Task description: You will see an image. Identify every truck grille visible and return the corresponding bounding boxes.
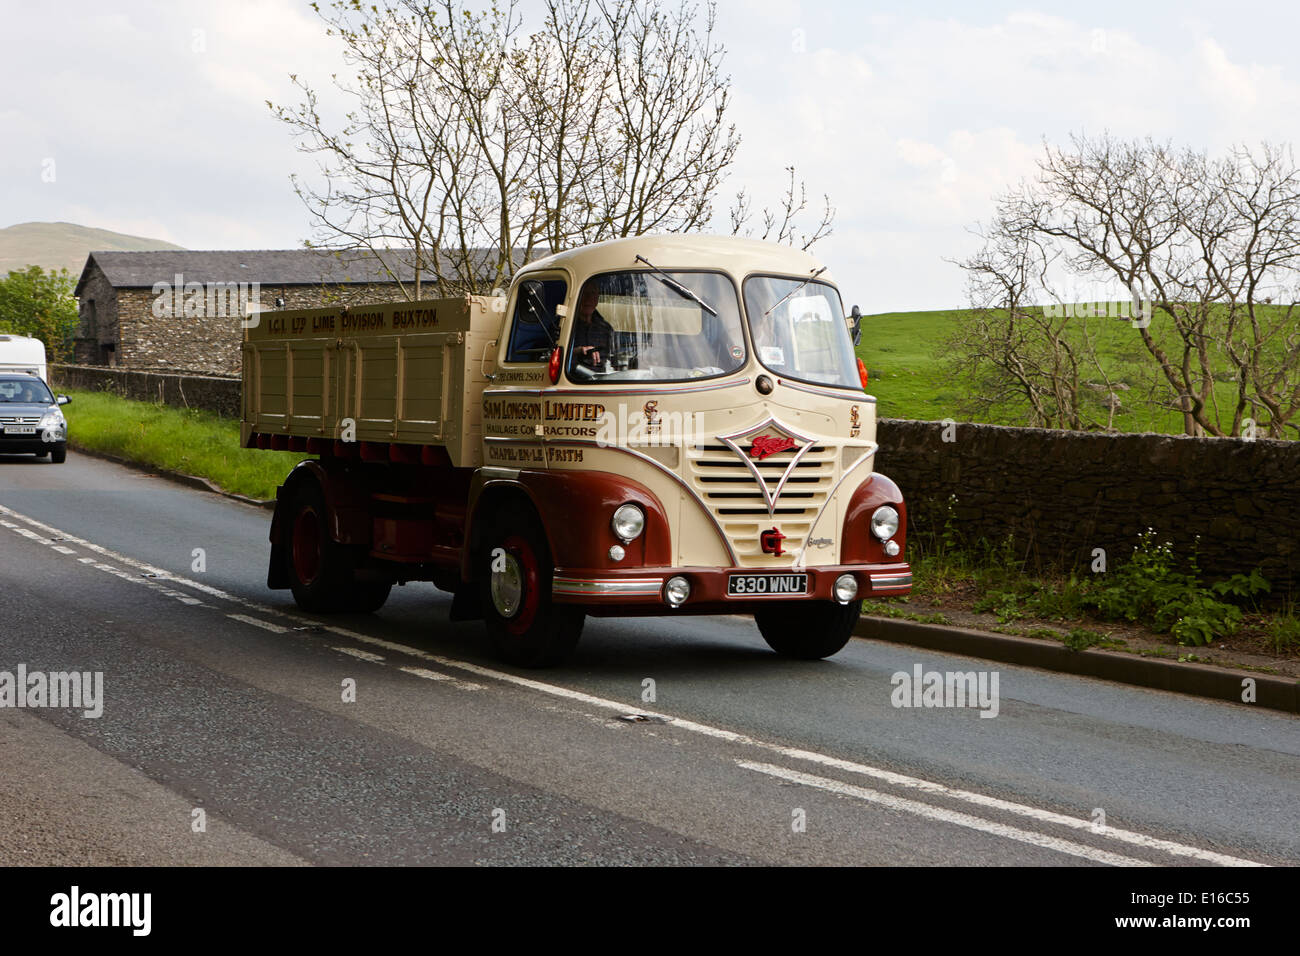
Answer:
[685,442,836,566]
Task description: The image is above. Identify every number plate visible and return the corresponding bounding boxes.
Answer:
[727,573,809,597]
[2,426,36,435]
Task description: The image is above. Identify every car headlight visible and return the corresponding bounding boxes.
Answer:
[611,503,645,542]
[870,505,899,541]
[39,409,65,429]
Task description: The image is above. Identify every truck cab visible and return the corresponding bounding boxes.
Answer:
[244,235,910,666]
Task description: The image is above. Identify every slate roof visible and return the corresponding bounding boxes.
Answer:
[74,248,506,296]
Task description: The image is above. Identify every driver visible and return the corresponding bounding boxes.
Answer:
[571,279,614,370]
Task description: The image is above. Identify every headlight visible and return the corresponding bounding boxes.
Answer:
[833,573,858,604]
[39,409,64,428]
[870,505,899,541]
[611,503,645,542]
[664,575,691,607]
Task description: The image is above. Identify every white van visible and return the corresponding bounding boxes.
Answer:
[0,334,48,382]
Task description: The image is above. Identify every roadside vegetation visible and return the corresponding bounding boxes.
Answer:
[864,500,1299,672]
[60,389,304,501]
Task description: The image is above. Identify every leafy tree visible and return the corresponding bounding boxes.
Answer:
[0,266,79,363]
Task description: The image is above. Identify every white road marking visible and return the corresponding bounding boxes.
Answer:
[4,518,206,608]
[227,614,290,634]
[398,666,484,691]
[738,761,1152,867]
[0,503,1268,867]
[332,646,385,663]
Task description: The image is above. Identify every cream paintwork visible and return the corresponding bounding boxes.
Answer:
[244,235,878,571]
[481,236,874,570]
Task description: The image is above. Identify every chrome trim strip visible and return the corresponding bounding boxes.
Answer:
[483,378,750,399]
[791,444,879,568]
[714,415,819,517]
[539,440,739,564]
[553,576,666,596]
[777,379,877,404]
[869,572,912,589]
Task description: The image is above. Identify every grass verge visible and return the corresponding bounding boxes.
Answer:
[61,388,305,500]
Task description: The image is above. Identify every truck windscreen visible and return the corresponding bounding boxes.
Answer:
[742,276,861,389]
[566,270,746,383]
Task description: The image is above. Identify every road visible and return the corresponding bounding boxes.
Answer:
[0,451,1296,866]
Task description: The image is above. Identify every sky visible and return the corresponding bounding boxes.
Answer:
[3,0,1298,311]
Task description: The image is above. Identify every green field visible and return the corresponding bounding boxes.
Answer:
[61,389,305,500]
[855,309,1251,434]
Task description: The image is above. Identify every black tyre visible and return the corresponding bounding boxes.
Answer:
[478,503,584,667]
[755,599,861,660]
[283,481,390,613]
[49,442,67,464]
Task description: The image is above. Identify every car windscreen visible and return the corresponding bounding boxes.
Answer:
[0,377,53,403]
[565,270,746,384]
[742,276,860,388]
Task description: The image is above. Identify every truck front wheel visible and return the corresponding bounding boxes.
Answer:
[283,482,391,614]
[754,600,860,660]
[478,505,584,667]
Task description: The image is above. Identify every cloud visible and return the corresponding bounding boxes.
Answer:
[715,4,1300,310]
[3,1,1300,311]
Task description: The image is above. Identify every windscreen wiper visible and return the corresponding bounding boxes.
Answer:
[635,255,718,316]
[524,284,557,346]
[764,266,828,316]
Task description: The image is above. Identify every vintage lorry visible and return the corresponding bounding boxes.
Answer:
[242,235,910,666]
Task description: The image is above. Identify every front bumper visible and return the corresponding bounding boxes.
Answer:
[0,428,64,454]
[552,562,912,614]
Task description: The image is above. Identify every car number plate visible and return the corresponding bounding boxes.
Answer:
[727,573,809,596]
[2,426,36,435]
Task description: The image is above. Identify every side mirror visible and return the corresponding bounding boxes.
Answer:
[56,395,71,405]
[849,305,862,347]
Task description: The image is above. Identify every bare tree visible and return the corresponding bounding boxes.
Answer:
[272,0,832,298]
[954,134,1300,437]
[730,166,835,251]
[945,217,1114,430]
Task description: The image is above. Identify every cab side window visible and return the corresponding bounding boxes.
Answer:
[505,278,568,363]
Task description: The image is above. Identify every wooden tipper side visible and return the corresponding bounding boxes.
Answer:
[241,296,500,467]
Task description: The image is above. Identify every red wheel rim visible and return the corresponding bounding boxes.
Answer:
[502,534,541,636]
[292,507,323,585]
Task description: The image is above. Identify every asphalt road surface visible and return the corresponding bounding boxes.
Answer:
[0,451,1296,866]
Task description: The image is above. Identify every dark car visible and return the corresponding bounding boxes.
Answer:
[0,374,70,463]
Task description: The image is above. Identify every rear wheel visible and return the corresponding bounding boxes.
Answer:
[283,481,390,613]
[478,504,583,667]
[755,600,860,660]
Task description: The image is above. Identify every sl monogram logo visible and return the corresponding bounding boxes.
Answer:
[716,416,816,517]
[643,400,661,434]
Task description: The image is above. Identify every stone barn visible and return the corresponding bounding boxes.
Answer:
[72,249,422,375]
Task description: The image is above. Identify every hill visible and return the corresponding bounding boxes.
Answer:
[0,221,185,277]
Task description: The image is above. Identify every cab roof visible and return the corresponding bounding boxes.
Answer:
[517,234,835,286]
